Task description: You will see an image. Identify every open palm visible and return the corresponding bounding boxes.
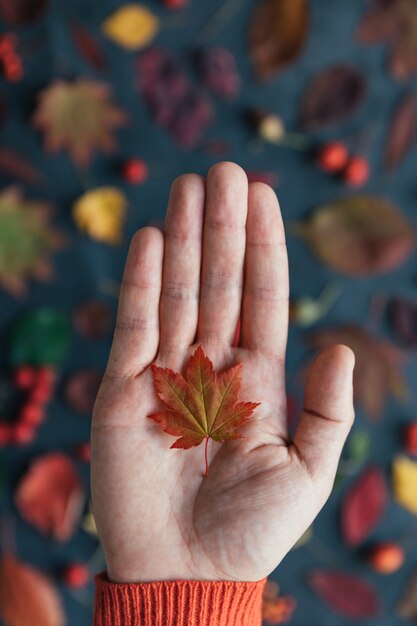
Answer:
[91,163,355,583]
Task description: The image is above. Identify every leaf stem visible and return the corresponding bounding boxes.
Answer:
[204,437,209,477]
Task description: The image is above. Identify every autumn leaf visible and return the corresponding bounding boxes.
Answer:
[102,4,159,51]
[249,0,309,81]
[72,186,127,244]
[357,0,417,79]
[0,188,64,296]
[341,466,388,546]
[397,569,417,622]
[299,64,366,130]
[388,296,417,347]
[392,455,417,516]
[33,79,127,167]
[384,92,417,171]
[70,22,107,71]
[15,452,85,541]
[148,346,260,476]
[0,0,47,25]
[310,326,407,420]
[262,580,297,624]
[0,554,65,626]
[308,570,381,619]
[0,148,44,185]
[296,195,414,276]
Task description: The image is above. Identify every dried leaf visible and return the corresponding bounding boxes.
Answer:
[72,187,127,244]
[82,502,98,537]
[249,0,309,81]
[310,326,406,420]
[300,64,366,130]
[308,570,381,619]
[73,300,113,339]
[0,554,65,626]
[196,47,241,100]
[64,369,102,414]
[102,4,159,51]
[393,455,417,515]
[15,452,85,541]
[397,569,417,622]
[70,22,107,71]
[9,308,71,366]
[384,92,417,171]
[262,580,297,624]
[0,0,47,24]
[0,188,64,296]
[388,296,417,347]
[357,0,417,79]
[341,466,388,546]
[33,79,127,167]
[0,149,44,185]
[298,195,414,276]
[149,345,260,475]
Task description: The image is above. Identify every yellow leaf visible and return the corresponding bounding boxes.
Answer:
[102,4,159,51]
[393,455,417,515]
[73,187,127,245]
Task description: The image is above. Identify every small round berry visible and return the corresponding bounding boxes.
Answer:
[36,366,56,386]
[13,422,36,445]
[14,366,37,389]
[122,159,148,184]
[316,142,349,172]
[367,542,404,574]
[75,442,91,462]
[62,563,90,588]
[29,382,53,404]
[404,423,417,455]
[20,402,45,426]
[0,424,13,445]
[343,156,370,187]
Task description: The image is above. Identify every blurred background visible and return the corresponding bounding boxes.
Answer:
[1,0,417,624]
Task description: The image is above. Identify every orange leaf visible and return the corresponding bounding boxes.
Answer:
[149,346,260,475]
[15,452,85,541]
[0,554,65,626]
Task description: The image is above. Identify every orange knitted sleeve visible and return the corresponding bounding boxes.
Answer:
[94,572,267,626]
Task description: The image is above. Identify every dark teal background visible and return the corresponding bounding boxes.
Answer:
[1,0,417,624]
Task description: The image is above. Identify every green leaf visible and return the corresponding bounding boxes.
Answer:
[9,308,71,366]
[347,430,371,462]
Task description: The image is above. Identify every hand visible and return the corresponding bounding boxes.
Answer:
[91,162,355,583]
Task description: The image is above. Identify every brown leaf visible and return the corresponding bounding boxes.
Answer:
[397,568,417,622]
[310,325,407,419]
[308,570,381,619]
[70,22,107,71]
[357,0,417,79]
[0,554,65,626]
[384,92,417,171]
[0,0,47,24]
[64,369,103,414]
[0,149,44,185]
[300,64,366,130]
[298,194,415,276]
[249,0,309,81]
[341,466,388,546]
[15,452,85,541]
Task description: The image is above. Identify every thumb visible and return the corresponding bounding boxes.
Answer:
[294,344,355,494]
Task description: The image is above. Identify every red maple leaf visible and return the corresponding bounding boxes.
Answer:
[148,346,260,476]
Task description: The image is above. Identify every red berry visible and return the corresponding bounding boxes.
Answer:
[316,142,349,173]
[36,366,56,386]
[367,542,405,574]
[343,156,370,187]
[29,382,53,404]
[122,159,148,184]
[62,563,90,588]
[0,424,13,445]
[13,422,36,445]
[75,442,91,462]
[404,423,417,455]
[20,402,45,426]
[14,366,37,389]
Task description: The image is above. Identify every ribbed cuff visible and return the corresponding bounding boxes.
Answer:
[94,571,266,626]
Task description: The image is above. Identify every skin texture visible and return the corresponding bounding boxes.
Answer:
[91,162,355,583]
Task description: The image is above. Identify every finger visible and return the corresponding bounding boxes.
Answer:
[240,183,289,357]
[159,174,205,354]
[106,227,164,378]
[197,162,248,345]
[294,345,355,492]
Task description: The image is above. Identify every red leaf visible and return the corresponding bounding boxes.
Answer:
[308,570,381,619]
[384,92,417,171]
[15,452,85,541]
[300,64,366,130]
[341,466,388,546]
[0,554,65,626]
[70,22,107,71]
[0,149,44,185]
[149,345,260,475]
